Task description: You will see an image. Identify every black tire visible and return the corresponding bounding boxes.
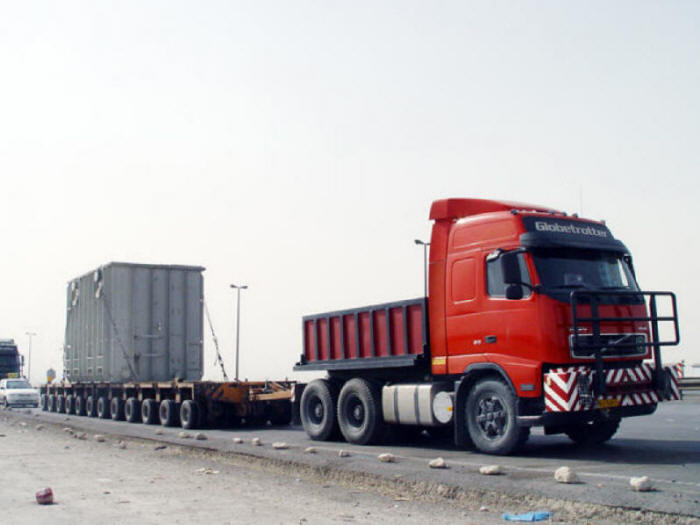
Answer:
[56,394,66,413]
[65,395,74,415]
[337,378,385,445]
[180,400,200,429]
[48,394,57,412]
[74,396,86,416]
[141,398,159,425]
[111,397,125,421]
[159,399,180,427]
[465,379,529,455]
[86,395,97,417]
[40,394,48,411]
[300,378,340,441]
[125,398,141,423]
[96,396,110,419]
[564,418,620,445]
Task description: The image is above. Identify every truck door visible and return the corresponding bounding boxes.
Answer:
[444,247,485,372]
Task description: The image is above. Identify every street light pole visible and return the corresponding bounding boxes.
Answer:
[25,331,37,384]
[414,239,430,298]
[230,284,248,382]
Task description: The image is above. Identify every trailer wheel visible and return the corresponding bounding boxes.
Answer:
[465,379,529,455]
[48,394,57,412]
[56,394,66,413]
[564,418,620,445]
[74,396,86,416]
[159,399,180,427]
[337,378,385,445]
[111,397,125,421]
[141,398,159,424]
[40,394,48,411]
[179,400,200,429]
[65,395,74,415]
[96,396,110,419]
[86,395,97,417]
[300,379,339,441]
[125,398,141,423]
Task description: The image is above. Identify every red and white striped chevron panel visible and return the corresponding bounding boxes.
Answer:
[544,363,680,413]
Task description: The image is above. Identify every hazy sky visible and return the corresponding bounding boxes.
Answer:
[2,1,699,383]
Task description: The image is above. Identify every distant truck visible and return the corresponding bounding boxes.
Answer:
[295,198,681,454]
[0,339,22,380]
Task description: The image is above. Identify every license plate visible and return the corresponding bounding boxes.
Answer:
[597,398,620,409]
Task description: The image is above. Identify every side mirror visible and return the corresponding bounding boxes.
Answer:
[505,284,524,300]
[501,251,522,284]
[20,355,25,366]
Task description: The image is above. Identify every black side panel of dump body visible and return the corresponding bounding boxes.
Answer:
[295,298,429,372]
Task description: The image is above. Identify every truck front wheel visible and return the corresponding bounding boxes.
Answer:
[465,379,529,455]
[564,418,620,445]
[337,378,385,445]
[300,379,339,441]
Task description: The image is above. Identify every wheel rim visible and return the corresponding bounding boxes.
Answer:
[308,396,324,425]
[344,395,365,430]
[475,393,509,440]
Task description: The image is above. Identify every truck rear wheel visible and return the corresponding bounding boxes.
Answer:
[465,379,529,455]
[96,396,110,419]
[180,400,200,429]
[125,397,141,423]
[159,399,180,427]
[300,378,339,441]
[141,398,159,424]
[111,397,125,421]
[86,395,97,417]
[564,418,620,445]
[337,378,385,445]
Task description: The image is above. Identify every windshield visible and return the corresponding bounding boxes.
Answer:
[531,248,638,295]
[0,354,19,369]
[6,379,31,389]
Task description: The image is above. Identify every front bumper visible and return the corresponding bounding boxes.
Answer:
[6,397,40,407]
[543,362,680,414]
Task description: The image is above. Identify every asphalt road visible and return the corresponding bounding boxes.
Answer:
[11,395,700,520]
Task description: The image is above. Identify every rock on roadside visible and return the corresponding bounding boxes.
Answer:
[428,457,448,469]
[479,465,504,475]
[554,466,579,484]
[630,476,653,492]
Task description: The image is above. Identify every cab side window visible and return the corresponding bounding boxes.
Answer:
[486,253,531,298]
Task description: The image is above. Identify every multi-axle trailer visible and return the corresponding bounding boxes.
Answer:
[40,380,295,429]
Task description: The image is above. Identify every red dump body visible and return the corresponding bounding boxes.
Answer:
[301,299,428,370]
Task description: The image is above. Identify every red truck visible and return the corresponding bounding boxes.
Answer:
[294,198,680,454]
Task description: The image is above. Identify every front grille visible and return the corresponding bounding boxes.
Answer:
[570,333,647,359]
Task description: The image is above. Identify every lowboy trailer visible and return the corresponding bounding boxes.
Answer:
[40,379,294,429]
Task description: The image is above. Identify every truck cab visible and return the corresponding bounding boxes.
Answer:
[296,198,680,455]
[0,339,21,380]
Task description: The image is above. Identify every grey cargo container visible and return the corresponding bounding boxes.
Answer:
[64,262,205,383]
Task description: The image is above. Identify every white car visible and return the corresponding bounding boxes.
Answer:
[0,378,40,408]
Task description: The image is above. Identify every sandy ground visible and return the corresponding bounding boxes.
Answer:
[0,414,508,525]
